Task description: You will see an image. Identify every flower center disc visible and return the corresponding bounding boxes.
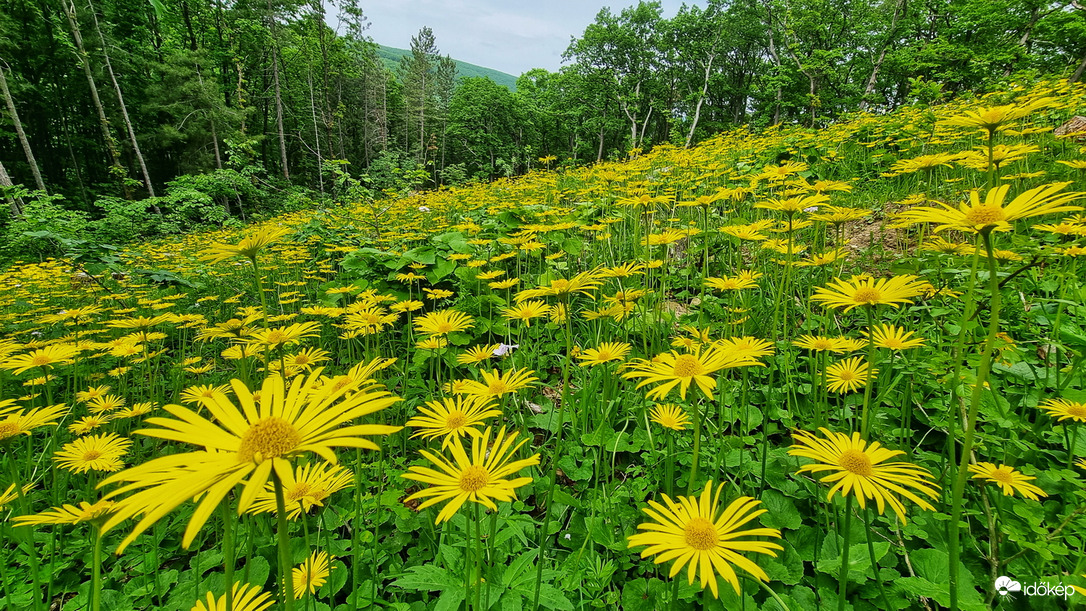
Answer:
[83,450,102,461]
[459,465,489,492]
[683,517,718,550]
[287,482,313,502]
[990,468,1015,485]
[838,449,874,477]
[965,205,1006,226]
[1067,404,1086,419]
[0,422,20,438]
[238,417,301,463]
[445,411,468,429]
[672,354,705,378]
[838,371,858,381]
[852,288,883,304]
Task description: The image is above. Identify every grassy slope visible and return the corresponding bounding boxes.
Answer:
[376,44,519,91]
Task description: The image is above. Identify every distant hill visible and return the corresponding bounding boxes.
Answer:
[375,44,518,91]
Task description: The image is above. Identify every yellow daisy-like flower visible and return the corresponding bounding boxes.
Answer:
[514,269,603,302]
[88,394,126,414]
[190,582,273,611]
[968,462,1046,500]
[894,182,1084,234]
[406,395,502,449]
[68,414,113,435]
[202,226,291,264]
[0,483,33,511]
[248,322,321,351]
[627,482,783,597]
[623,345,761,401]
[649,404,690,431]
[179,384,232,409]
[401,426,540,523]
[811,275,927,312]
[97,370,402,553]
[2,344,82,374]
[866,325,925,350]
[455,368,538,399]
[248,462,353,520]
[714,337,774,360]
[416,336,449,350]
[789,429,939,523]
[1038,398,1086,423]
[14,499,116,527]
[939,97,1055,134]
[792,335,848,353]
[456,344,500,365]
[825,357,874,394]
[0,404,68,441]
[414,309,475,336]
[577,342,632,366]
[292,551,331,598]
[704,275,759,291]
[75,385,111,403]
[54,432,132,473]
[285,347,331,371]
[501,300,549,327]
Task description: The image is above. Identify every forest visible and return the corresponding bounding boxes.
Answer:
[1,0,1085,260]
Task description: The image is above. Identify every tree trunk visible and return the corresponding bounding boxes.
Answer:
[267,0,289,179]
[766,24,784,125]
[1071,52,1086,83]
[0,63,46,193]
[88,0,159,204]
[0,159,24,217]
[63,0,131,198]
[685,51,717,148]
[859,0,906,111]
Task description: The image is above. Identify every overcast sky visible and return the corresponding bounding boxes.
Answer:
[345,0,704,77]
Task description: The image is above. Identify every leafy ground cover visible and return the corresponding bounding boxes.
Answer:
[2,78,1086,611]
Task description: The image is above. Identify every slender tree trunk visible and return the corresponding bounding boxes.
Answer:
[766,25,784,125]
[0,63,46,193]
[685,52,717,148]
[88,0,158,204]
[63,0,131,198]
[859,0,906,111]
[1071,52,1086,83]
[0,159,24,217]
[308,65,324,193]
[267,0,289,179]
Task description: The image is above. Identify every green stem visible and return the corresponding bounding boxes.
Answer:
[838,496,853,611]
[274,475,297,610]
[948,231,1002,611]
[91,528,102,611]
[688,401,703,495]
[222,501,236,610]
[859,306,878,436]
[862,506,891,611]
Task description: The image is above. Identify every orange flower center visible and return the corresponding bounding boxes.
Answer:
[812,339,835,350]
[672,354,705,378]
[30,355,52,367]
[1067,404,1086,419]
[82,450,102,461]
[458,465,490,492]
[286,482,313,502]
[837,370,858,382]
[550,279,571,293]
[444,411,468,429]
[964,205,1007,226]
[838,449,874,477]
[263,330,287,345]
[989,468,1015,485]
[851,288,883,304]
[238,417,301,463]
[683,517,718,550]
[487,381,509,395]
[0,422,20,438]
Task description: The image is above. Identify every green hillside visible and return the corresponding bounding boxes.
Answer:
[375,44,518,91]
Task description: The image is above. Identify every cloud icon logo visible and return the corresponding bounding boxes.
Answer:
[996,576,1022,596]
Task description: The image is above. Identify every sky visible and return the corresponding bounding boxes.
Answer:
[344,0,704,77]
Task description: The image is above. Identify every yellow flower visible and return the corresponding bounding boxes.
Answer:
[190,582,273,611]
[2,344,82,374]
[416,336,449,350]
[455,368,538,399]
[968,463,1046,500]
[789,429,939,523]
[792,335,848,353]
[0,483,33,512]
[501,300,549,327]
[98,370,401,553]
[649,404,690,431]
[627,482,782,597]
[402,426,540,523]
[577,342,632,366]
[248,322,321,351]
[704,275,759,291]
[514,269,603,302]
[623,345,761,401]
[179,384,232,409]
[15,499,117,527]
[457,344,500,365]
[292,551,331,598]
[811,275,927,312]
[866,325,925,350]
[202,226,291,264]
[414,309,474,336]
[54,432,132,473]
[406,395,502,449]
[825,357,874,394]
[247,462,353,520]
[894,183,1084,234]
[1038,398,1086,423]
[939,97,1056,133]
[0,404,68,441]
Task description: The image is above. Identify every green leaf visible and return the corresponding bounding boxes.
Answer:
[536,583,574,610]
[760,490,802,530]
[392,564,459,592]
